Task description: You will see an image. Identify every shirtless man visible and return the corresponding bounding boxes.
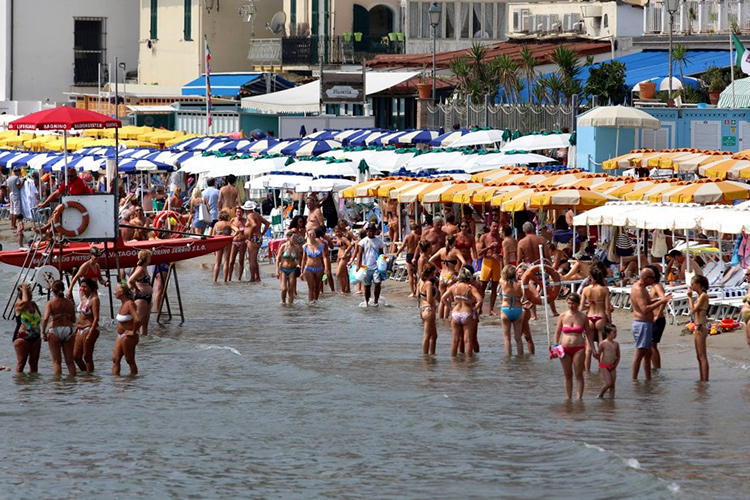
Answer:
[119,210,136,242]
[442,214,459,236]
[219,174,239,212]
[395,221,422,296]
[244,203,271,282]
[422,216,446,256]
[477,220,503,315]
[517,221,556,317]
[665,249,703,283]
[630,268,671,380]
[501,226,517,266]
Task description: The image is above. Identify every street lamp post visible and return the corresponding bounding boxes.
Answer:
[666,0,680,99]
[429,2,441,102]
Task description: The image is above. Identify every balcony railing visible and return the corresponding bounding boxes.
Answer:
[248,35,404,66]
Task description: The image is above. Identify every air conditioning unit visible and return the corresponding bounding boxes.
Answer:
[563,13,581,31]
[538,14,551,31]
[522,12,532,32]
[513,9,530,32]
[549,14,560,31]
[528,14,539,33]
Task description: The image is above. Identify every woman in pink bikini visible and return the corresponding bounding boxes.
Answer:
[228,206,247,281]
[73,278,100,373]
[582,266,611,372]
[553,292,596,400]
[441,267,482,358]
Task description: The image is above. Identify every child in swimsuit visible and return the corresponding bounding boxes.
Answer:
[687,274,710,382]
[596,324,620,399]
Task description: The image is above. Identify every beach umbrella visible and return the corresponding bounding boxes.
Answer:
[490,188,537,210]
[67,155,108,172]
[245,138,279,153]
[500,132,572,152]
[118,148,154,159]
[531,187,618,210]
[334,129,373,145]
[673,151,732,172]
[577,106,660,158]
[404,151,467,172]
[451,129,506,147]
[451,184,508,204]
[699,158,750,179]
[348,131,387,147]
[247,172,313,190]
[633,76,702,92]
[144,149,202,166]
[373,131,407,146]
[304,129,339,140]
[262,139,295,155]
[284,157,378,176]
[210,139,254,152]
[469,168,518,183]
[649,179,750,204]
[623,182,677,201]
[183,136,226,151]
[339,179,387,199]
[429,129,469,147]
[25,152,61,170]
[78,146,117,157]
[464,152,556,172]
[397,129,439,145]
[392,180,451,203]
[291,139,341,157]
[295,177,355,193]
[119,158,174,173]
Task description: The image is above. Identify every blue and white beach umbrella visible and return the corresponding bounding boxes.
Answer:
[118,158,174,173]
[291,139,342,157]
[633,76,702,92]
[211,139,254,152]
[374,131,408,146]
[245,138,279,153]
[335,129,375,145]
[350,131,387,147]
[304,129,340,140]
[264,139,297,155]
[397,129,439,145]
[119,148,154,159]
[429,129,469,147]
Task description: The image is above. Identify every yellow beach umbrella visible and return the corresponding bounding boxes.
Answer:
[437,182,483,203]
[25,135,58,151]
[0,133,33,147]
[452,184,505,204]
[673,152,732,172]
[121,126,155,140]
[531,187,617,210]
[699,158,750,179]
[387,180,432,200]
[376,178,414,197]
[649,179,750,204]
[82,129,104,138]
[340,179,384,199]
[470,168,521,183]
[394,180,451,203]
[489,187,533,207]
[497,189,539,212]
[623,182,677,201]
[597,180,654,199]
[165,133,201,147]
[649,150,697,168]
[602,149,656,170]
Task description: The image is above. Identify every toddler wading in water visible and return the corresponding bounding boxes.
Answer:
[597,324,620,399]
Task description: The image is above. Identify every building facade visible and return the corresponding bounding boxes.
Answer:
[643,0,750,35]
[139,0,280,87]
[0,0,139,103]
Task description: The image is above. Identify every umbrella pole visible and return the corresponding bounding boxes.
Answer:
[63,131,69,194]
[637,229,642,277]
[685,229,690,275]
[538,244,552,351]
[572,208,576,257]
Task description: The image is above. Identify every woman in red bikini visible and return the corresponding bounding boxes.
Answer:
[582,266,611,372]
[66,247,109,300]
[553,292,596,401]
[454,221,476,266]
[228,206,247,281]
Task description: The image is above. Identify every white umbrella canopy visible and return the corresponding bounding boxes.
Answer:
[284,158,380,176]
[697,206,750,234]
[578,105,660,159]
[228,156,289,176]
[248,173,312,190]
[632,76,702,92]
[404,151,468,172]
[295,177,355,193]
[450,129,506,147]
[500,133,572,152]
[463,152,556,172]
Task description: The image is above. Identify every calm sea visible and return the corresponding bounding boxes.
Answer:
[1,261,749,499]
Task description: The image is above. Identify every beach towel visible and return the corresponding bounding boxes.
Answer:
[651,230,668,259]
[21,180,38,221]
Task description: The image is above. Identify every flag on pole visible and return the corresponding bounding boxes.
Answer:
[204,35,213,129]
[732,32,750,75]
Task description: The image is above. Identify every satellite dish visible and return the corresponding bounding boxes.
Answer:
[33,265,60,290]
[267,11,287,35]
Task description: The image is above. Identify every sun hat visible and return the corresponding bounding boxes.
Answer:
[241,200,258,211]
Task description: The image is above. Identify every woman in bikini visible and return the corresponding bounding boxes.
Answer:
[112,283,141,376]
[189,188,208,234]
[12,283,42,373]
[244,205,271,283]
[417,264,438,355]
[127,249,153,336]
[429,235,467,319]
[455,221,477,266]
[500,265,525,356]
[276,230,301,305]
[416,239,432,280]
[210,209,234,282]
[289,215,307,246]
[516,264,535,355]
[42,281,77,376]
[553,292,596,401]
[67,247,109,299]
[441,267,483,358]
[741,267,750,352]
[333,223,354,294]
[687,274,710,382]
[229,206,247,281]
[581,266,611,372]
[73,278,100,373]
[300,226,330,303]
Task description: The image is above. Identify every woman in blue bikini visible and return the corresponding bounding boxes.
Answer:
[276,230,302,305]
[553,293,596,401]
[300,226,330,303]
[500,265,525,355]
[112,284,141,376]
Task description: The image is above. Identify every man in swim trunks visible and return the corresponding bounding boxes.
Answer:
[478,220,503,315]
[218,174,239,212]
[422,216,446,257]
[501,225,517,267]
[631,268,671,380]
[395,221,422,296]
[517,221,557,317]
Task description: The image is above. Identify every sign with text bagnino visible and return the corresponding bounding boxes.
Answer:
[320,72,365,105]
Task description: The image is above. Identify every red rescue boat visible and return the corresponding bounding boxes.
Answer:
[0,236,233,271]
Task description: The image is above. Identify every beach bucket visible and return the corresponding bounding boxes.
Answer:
[352,266,367,283]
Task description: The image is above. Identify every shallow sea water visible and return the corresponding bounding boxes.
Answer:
[1,261,750,499]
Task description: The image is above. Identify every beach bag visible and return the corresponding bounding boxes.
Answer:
[197,202,211,224]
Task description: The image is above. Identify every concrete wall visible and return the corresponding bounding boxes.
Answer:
[577,107,750,172]
[0,0,9,100]
[139,0,279,87]
[9,0,138,103]
[507,1,643,39]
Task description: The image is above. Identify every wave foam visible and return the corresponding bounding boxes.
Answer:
[626,458,642,470]
[198,344,242,356]
[584,443,606,453]
[667,482,680,494]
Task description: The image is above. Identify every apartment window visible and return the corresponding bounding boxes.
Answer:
[150,0,158,39]
[184,0,192,40]
[445,2,455,38]
[73,18,106,86]
[409,2,419,37]
[411,1,497,39]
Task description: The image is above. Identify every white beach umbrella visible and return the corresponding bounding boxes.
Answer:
[500,133,572,152]
[295,177,356,193]
[577,105,660,158]
[450,129,506,147]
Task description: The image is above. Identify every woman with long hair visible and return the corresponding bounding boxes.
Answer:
[276,230,301,305]
[333,223,354,294]
[189,187,208,234]
[12,283,42,373]
[112,283,141,376]
[73,278,100,373]
[441,267,482,358]
[429,235,467,319]
[417,264,438,355]
[500,265,525,355]
[42,281,77,376]
[687,274,710,382]
[210,209,233,282]
[67,247,108,299]
[229,205,248,281]
[300,226,330,303]
[582,265,611,372]
[127,249,153,336]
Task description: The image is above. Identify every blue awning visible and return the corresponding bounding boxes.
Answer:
[604,50,731,89]
[182,73,263,96]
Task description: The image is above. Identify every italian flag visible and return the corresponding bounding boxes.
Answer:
[732,32,750,75]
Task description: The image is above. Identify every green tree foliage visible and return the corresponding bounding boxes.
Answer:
[585,60,628,105]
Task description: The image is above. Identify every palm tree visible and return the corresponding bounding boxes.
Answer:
[493,54,520,104]
[448,56,470,100]
[519,45,538,104]
[550,45,582,104]
[537,74,565,105]
[671,44,690,93]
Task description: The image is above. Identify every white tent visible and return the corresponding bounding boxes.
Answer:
[501,133,572,152]
[241,71,419,114]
